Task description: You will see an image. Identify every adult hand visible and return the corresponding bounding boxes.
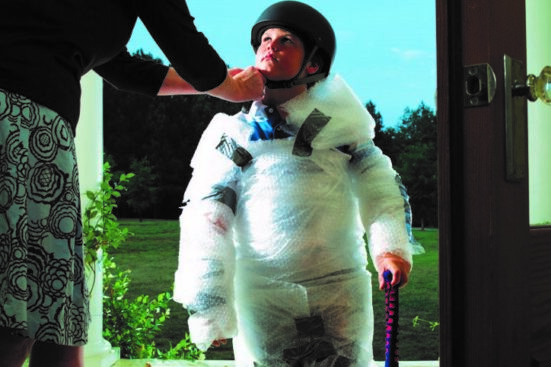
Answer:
[229,66,266,101]
[228,67,244,77]
[209,66,265,102]
[375,253,411,290]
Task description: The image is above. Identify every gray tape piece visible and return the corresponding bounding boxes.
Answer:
[216,133,252,167]
[292,108,332,157]
[202,185,237,214]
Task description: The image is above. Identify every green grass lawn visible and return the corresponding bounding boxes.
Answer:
[110,219,439,361]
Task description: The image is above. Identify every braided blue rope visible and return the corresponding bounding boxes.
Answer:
[384,270,399,367]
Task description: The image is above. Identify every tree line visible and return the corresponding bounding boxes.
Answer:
[370,102,437,228]
[103,52,437,227]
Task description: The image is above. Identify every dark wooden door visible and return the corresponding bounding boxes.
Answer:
[436,0,551,365]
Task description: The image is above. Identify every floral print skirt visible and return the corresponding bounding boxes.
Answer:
[0,88,89,346]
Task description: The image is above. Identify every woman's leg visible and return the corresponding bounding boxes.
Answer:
[29,342,83,367]
[0,328,34,367]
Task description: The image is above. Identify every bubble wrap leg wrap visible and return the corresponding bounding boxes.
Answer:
[233,269,379,367]
[174,200,237,351]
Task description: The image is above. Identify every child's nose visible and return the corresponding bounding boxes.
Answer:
[268,40,279,51]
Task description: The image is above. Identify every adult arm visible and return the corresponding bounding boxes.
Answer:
[95,50,264,102]
[158,66,265,102]
[135,0,264,101]
[94,49,168,97]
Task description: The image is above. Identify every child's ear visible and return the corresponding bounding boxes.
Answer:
[306,62,320,75]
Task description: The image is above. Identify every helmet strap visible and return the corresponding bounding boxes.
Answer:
[264,45,326,89]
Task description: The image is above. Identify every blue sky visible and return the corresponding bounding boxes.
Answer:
[127,1,436,127]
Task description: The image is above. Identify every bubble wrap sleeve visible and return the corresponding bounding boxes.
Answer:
[174,115,242,351]
[174,198,236,351]
[350,140,416,266]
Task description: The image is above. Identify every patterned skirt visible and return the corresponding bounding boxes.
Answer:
[0,88,89,346]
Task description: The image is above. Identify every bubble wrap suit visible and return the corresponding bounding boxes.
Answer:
[174,75,417,366]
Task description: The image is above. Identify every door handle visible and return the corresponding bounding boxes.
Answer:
[512,64,551,104]
[503,56,550,182]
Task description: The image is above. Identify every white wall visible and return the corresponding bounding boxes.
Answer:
[77,73,120,365]
[527,0,551,225]
[76,72,103,202]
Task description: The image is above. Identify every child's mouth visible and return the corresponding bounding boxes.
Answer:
[262,53,277,62]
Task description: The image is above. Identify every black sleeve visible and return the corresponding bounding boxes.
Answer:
[94,48,169,96]
[133,0,228,92]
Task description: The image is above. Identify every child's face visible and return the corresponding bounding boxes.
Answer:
[255,28,306,81]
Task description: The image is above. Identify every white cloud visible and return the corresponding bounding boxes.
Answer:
[391,48,428,60]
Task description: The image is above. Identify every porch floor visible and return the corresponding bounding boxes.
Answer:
[114,360,439,367]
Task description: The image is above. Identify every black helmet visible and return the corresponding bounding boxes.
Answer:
[251,1,336,88]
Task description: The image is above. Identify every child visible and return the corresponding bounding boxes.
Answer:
[174,1,419,366]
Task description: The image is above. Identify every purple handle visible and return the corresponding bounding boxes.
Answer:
[384,270,399,367]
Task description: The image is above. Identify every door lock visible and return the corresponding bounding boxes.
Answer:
[464,63,497,107]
